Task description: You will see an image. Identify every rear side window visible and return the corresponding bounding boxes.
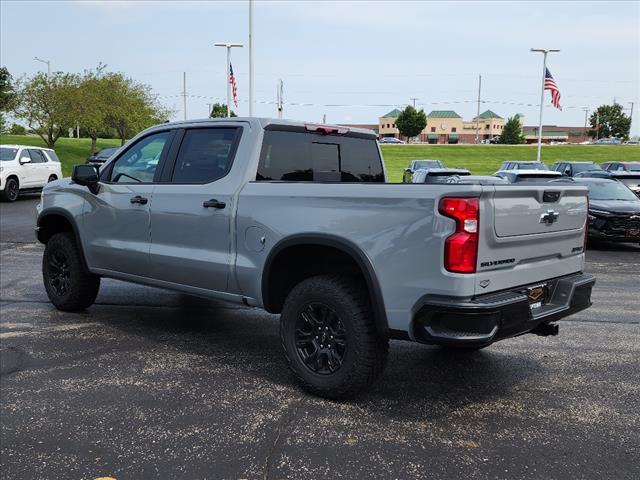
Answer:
[171,128,239,183]
[257,131,384,182]
[45,150,60,162]
[29,149,47,163]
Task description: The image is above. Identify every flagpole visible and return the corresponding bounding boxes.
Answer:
[531,48,560,162]
[214,42,243,117]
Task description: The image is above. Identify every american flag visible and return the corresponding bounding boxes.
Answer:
[544,68,562,110]
[229,63,238,107]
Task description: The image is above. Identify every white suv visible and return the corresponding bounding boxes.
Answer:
[1,145,63,202]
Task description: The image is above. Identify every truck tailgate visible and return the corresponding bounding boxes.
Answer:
[493,185,586,236]
[475,183,588,295]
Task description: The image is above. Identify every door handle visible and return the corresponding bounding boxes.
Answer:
[130,195,148,205]
[203,199,226,209]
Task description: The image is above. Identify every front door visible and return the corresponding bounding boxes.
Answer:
[148,126,242,293]
[82,130,173,277]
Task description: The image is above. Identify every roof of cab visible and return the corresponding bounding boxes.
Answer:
[146,117,378,138]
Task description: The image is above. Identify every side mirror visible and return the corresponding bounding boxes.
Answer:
[19,156,31,164]
[72,164,99,193]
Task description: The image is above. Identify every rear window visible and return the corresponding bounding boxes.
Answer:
[626,164,640,172]
[572,163,600,173]
[257,131,384,182]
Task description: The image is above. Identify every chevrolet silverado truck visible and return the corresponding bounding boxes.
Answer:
[36,118,595,398]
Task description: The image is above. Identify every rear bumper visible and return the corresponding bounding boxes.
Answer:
[411,272,595,347]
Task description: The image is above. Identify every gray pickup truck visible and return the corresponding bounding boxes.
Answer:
[36,118,595,398]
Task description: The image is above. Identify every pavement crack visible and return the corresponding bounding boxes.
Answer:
[262,397,306,480]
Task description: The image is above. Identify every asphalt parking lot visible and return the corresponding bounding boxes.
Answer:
[1,197,639,480]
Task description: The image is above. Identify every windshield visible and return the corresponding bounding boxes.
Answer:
[0,147,18,161]
[414,160,440,169]
[573,163,601,173]
[587,181,639,201]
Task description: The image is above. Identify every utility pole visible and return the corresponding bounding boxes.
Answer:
[249,0,254,116]
[182,72,187,120]
[629,102,634,134]
[410,97,418,108]
[531,48,560,162]
[475,74,482,144]
[582,107,589,142]
[276,79,284,119]
[206,103,212,117]
[322,114,327,123]
[214,43,243,117]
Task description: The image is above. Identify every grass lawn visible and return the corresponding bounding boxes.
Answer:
[2,134,638,181]
[380,144,640,182]
[0,134,121,176]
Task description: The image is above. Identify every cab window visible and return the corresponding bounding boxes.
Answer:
[171,128,239,183]
[110,132,170,183]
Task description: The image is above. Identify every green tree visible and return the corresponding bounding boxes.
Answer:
[498,116,525,144]
[209,102,237,118]
[0,113,6,134]
[9,123,27,135]
[102,73,171,145]
[77,64,114,154]
[395,106,427,141]
[13,72,80,148]
[589,103,632,140]
[0,67,17,111]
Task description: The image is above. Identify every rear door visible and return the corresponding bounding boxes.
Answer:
[28,149,51,186]
[147,126,242,292]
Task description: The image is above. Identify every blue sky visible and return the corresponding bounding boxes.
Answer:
[1,0,638,134]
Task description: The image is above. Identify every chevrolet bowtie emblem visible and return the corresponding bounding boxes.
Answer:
[540,209,559,225]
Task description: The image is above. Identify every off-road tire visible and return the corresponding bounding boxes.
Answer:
[1,177,19,202]
[280,274,388,399]
[42,232,100,311]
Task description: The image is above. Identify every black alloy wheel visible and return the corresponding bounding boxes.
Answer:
[47,250,71,296]
[5,178,19,202]
[295,303,347,375]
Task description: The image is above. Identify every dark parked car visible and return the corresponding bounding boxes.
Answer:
[499,161,548,171]
[574,170,640,198]
[574,178,640,243]
[601,161,640,172]
[493,170,562,183]
[551,161,602,177]
[86,147,119,165]
[411,168,470,184]
[402,159,445,183]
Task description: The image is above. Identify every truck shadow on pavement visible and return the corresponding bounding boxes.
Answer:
[80,292,543,421]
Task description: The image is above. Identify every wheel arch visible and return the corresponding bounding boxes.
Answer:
[261,234,389,337]
[37,208,89,271]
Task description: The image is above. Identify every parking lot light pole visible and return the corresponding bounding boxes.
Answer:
[531,48,560,162]
[214,43,243,117]
[34,56,51,77]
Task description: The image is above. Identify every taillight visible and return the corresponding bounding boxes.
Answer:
[439,197,479,273]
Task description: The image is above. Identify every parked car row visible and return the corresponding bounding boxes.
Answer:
[403,158,640,245]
